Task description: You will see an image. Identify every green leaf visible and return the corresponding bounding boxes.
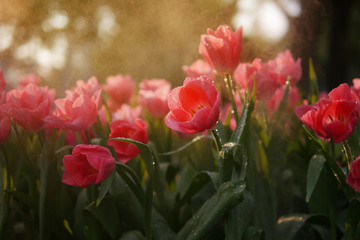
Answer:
[178,171,220,208]
[159,135,213,156]
[96,170,115,207]
[345,199,360,239]
[302,126,354,198]
[151,208,176,240]
[309,58,319,104]
[110,138,154,177]
[276,214,332,240]
[39,141,50,240]
[119,230,146,240]
[306,154,326,202]
[86,196,123,240]
[175,180,246,240]
[225,190,254,240]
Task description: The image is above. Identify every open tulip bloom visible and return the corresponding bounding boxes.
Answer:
[2,24,360,240]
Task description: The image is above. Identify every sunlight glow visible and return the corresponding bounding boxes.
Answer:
[0,23,15,51]
[233,0,301,42]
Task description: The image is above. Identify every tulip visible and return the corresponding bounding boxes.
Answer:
[268,50,302,86]
[17,73,42,89]
[296,84,359,143]
[7,83,54,131]
[234,58,277,100]
[45,90,99,132]
[199,24,243,75]
[104,74,134,106]
[107,119,149,163]
[165,76,220,134]
[182,59,215,81]
[137,79,171,118]
[62,144,115,188]
[347,156,360,192]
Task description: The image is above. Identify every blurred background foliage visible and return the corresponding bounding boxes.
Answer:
[0,0,359,95]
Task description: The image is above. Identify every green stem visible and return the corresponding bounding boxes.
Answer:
[85,130,92,144]
[210,128,222,153]
[343,140,353,172]
[224,74,240,123]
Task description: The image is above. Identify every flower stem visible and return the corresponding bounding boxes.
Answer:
[343,140,353,172]
[210,128,222,153]
[224,74,240,123]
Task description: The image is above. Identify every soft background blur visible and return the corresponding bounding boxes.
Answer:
[0,0,359,95]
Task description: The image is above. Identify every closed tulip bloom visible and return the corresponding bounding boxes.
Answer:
[182,59,215,81]
[62,144,115,188]
[165,76,220,134]
[7,83,54,131]
[199,24,243,75]
[45,91,99,132]
[347,156,360,192]
[234,59,277,100]
[296,84,359,143]
[268,50,302,86]
[104,74,134,106]
[138,79,171,118]
[107,119,149,163]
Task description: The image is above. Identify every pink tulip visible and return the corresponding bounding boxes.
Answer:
[104,74,134,106]
[7,83,54,131]
[138,79,171,118]
[107,119,149,163]
[199,24,243,75]
[45,90,99,132]
[62,144,115,188]
[296,84,359,143]
[267,86,300,117]
[347,156,360,192]
[268,50,302,85]
[182,59,215,81]
[69,77,102,109]
[165,76,220,134]
[112,104,143,123]
[17,73,42,89]
[234,58,277,100]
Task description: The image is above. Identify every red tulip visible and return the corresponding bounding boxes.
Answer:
[347,156,360,192]
[107,119,149,163]
[62,144,115,188]
[296,84,359,143]
[138,79,171,118]
[7,83,54,131]
[199,24,243,75]
[104,74,134,106]
[45,90,99,131]
[165,76,220,134]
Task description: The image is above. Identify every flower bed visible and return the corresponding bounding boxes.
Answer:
[0,24,360,240]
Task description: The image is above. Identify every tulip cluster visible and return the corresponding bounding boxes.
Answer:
[1,24,360,240]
